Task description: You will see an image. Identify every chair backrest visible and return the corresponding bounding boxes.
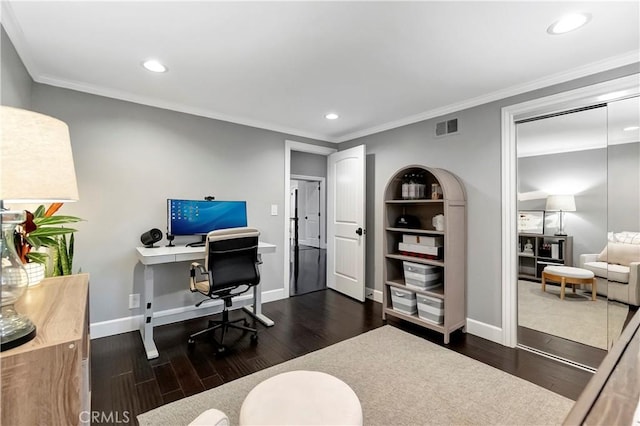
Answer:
[205,227,261,293]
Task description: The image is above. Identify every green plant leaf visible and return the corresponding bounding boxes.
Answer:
[59,235,71,276]
[26,252,48,265]
[34,216,82,226]
[33,205,46,218]
[26,235,58,249]
[29,227,77,237]
[69,233,74,270]
[48,246,60,277]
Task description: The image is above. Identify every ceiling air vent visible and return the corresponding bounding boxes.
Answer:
[435,118,459,137]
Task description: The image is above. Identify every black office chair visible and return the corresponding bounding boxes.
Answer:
[188,227,261,354]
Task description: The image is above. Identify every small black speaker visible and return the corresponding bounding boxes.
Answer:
[141,228,163,248]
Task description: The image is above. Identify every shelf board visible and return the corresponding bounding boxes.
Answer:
[386,227,444,235]
[385,253,445,267]
[385,199,444,204]
[386,280,444,299]
[517,252,535,258]
[537,256,564,262]
[383,307,445,332]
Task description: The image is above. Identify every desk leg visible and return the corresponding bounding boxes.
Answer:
[140,264,159,359]
[243,254,275,327]
[243,284,274,327]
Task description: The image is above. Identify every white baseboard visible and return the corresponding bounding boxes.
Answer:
[366,288,383,303]
[90,287,288,339]
[465,318,504,345]
[262,287,286,304]
[90,315,144,339]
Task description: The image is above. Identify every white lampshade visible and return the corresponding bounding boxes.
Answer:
[1,106,79,203]
[545,194,576,212]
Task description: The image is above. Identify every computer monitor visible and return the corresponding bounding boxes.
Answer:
[167,199,248,236]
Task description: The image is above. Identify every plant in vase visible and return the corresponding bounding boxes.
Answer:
[14,203,82,284]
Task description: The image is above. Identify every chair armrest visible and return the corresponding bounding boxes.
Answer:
[579,253,598,267]
[189,262,208,292]
[188,409,229,426]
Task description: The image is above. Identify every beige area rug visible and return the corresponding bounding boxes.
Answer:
[138,326,573,426]
[518,280,628,350]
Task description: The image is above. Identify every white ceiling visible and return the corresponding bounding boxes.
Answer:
[2,1,639,143]
[517,96,640,158]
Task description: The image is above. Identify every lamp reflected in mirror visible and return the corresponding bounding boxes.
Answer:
[546,194,576,236]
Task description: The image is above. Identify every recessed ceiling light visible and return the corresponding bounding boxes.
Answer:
[142,59,168,73]
[623,126,640,132]
[325,113,339,120]
[547,13,591,35]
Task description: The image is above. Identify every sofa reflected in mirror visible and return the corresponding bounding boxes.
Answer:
[580,232,640,306]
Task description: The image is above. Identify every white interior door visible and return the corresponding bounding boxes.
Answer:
[327,145,366,302]
[303,181,321,248]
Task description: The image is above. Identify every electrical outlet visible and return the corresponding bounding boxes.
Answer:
[129,293,140,309]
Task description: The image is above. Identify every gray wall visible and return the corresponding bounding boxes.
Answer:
[29,84,331,322]
[291,151,327,178]
[609,142,640,233]
[341,63,639,328]
[518,148,608,265]
[1,27,32,108]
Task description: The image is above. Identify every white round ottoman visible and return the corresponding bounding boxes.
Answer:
[542,265,596,300]
[239,370,362,425]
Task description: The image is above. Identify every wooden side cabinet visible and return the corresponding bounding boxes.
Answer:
[1,273,90,426]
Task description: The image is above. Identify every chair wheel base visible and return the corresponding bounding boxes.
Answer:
[250,333,258,344]
[216,345,227,355]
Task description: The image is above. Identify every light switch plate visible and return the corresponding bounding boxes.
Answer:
[271,204,278,216]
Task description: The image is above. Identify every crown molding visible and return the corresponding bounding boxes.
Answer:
[34,73,336,143]
[334,51,639,143]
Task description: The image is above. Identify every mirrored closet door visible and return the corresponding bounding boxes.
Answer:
[606,96,640,349]
[516,105,610,370]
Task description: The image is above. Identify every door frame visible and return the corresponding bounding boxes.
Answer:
[284,140,337,299]
[500,73,640,347]
[291,174,326,249]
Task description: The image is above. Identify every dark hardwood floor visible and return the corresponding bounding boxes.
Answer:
[289,244,327,296]
[91,289,594,425]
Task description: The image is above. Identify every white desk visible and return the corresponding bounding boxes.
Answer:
[135,241,276,359]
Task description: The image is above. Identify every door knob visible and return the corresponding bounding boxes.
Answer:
[356,227,364,236]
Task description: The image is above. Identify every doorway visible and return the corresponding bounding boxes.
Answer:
[290,175,327,296]
[284,141,337,299]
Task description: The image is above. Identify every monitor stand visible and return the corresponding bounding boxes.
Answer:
[186,235,206,247]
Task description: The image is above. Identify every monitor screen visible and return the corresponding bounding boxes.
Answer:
[167,199,248,236]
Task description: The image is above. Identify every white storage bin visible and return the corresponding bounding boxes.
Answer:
[403,261,442,290]
[417,294,444,324]
[390,287,417,315]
